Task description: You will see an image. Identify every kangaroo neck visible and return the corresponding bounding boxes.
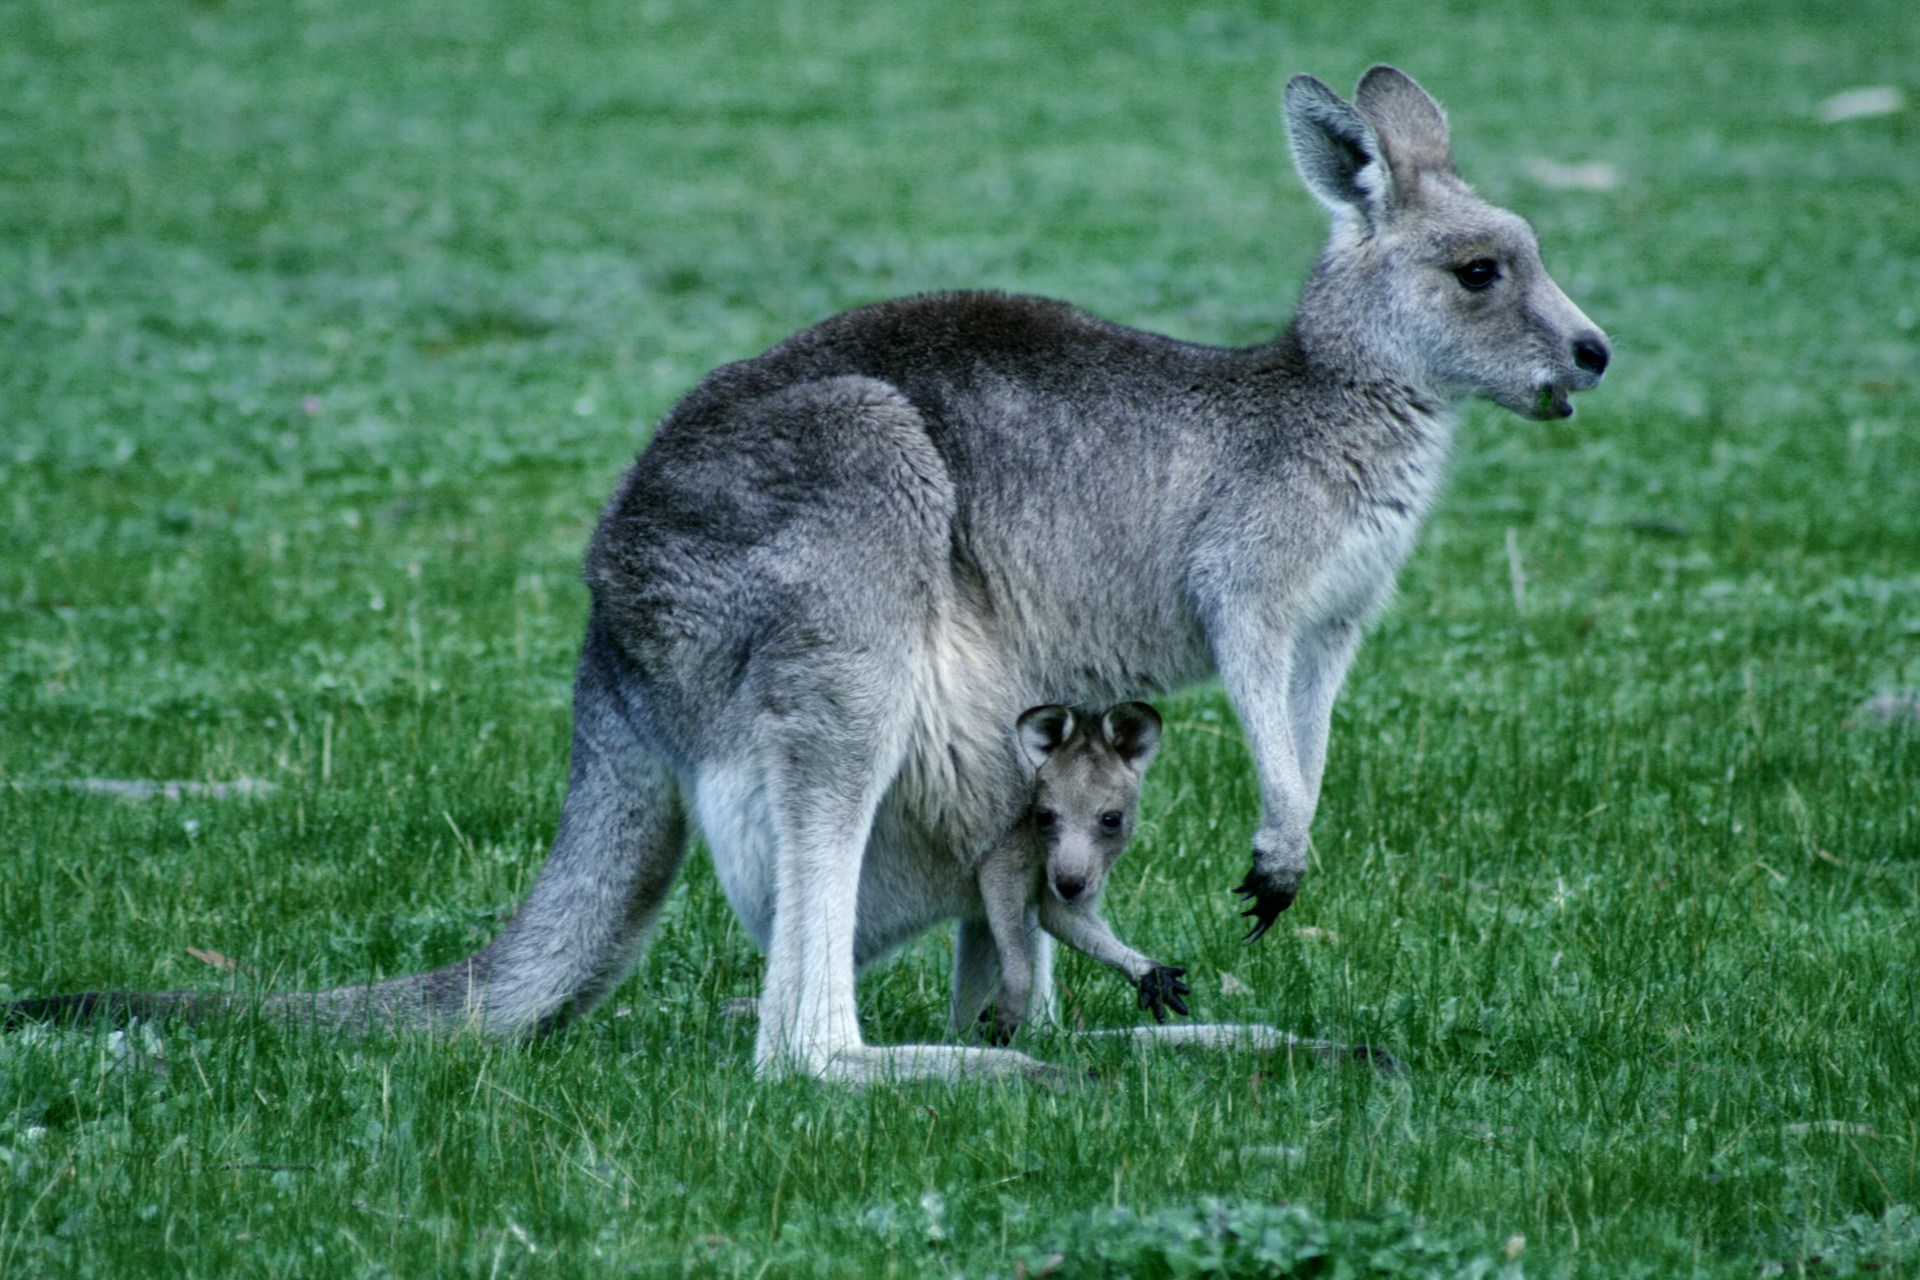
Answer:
[1253,321,1456,456]
[1221,323,1459,534]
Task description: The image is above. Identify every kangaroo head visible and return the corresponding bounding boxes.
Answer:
[1285,65,1610,420]
[1016,702,1163,906]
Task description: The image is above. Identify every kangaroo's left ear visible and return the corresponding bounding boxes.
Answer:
[1101,702,1163,772]
[1285,65,1453,226]
[1284,73,1388,222]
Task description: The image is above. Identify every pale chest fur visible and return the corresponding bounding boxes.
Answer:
[1298,405,1455,628]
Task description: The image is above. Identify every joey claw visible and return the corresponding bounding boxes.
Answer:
[1135,965,1191,1024]
[977,1005,1015,1047]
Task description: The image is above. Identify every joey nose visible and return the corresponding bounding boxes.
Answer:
[1573,334,1610,379]
[1051,873,1087,902]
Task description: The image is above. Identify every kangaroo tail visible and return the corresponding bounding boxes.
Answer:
[1,980,459,1035]
[3,990,207,1030]
[0,975,481,1036]
[7,613,690,1041]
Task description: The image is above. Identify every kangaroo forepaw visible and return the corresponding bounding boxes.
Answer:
[1135,965,1191,1024]
[1233,869,1298,942]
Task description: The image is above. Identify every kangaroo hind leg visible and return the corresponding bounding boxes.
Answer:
[737,638,1066,1085]
[690,377,1068,1085]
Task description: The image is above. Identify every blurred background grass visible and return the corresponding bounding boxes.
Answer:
[2,0,1916,1275]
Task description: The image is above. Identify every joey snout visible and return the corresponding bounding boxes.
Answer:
[1050,871,1089,902]
[1047,850,1102,904]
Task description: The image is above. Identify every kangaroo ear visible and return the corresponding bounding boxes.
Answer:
[1016,705,1076,770]
[1353,65,1453,191]
[1284,74,1389,221]
[1100,702,1163,772]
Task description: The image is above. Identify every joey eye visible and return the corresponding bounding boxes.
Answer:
[1034,809,1058,832]
[1452,258,1500,291]
[1099,811,1124,833]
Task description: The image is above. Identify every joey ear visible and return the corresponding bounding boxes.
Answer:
[1284,73,1388,221]
[1352,65,1452,190]
[1016,705,1076,770]
[1100,702,1163,772]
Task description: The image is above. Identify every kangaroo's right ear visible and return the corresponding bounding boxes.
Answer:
[1016,705,1077,770]
[1352,65,1452,189]
[1284,74,1389,223]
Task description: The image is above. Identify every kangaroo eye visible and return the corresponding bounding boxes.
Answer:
[1099,811,1124,832]
[1452,258,1500,292]
[1034,809,1058,832]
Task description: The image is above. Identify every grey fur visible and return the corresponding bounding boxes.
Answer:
[970,703,1186,1046]
[7,66,1604,1082]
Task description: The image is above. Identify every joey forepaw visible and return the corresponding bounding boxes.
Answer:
[1135,965,1191,1023]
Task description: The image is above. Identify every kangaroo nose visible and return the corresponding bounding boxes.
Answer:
[1573,334,1610,378]
[1052,874,1087,902]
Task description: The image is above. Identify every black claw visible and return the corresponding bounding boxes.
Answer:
[1352,1044,1405,1076]
[1233,873,1296,942]
[1137,965,1192,1024]
[976,1005,1015,1046]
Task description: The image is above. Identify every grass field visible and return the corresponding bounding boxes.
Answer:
[3,0,1917,1275]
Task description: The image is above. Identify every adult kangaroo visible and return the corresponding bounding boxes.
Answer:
[7,67,1608,1083]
